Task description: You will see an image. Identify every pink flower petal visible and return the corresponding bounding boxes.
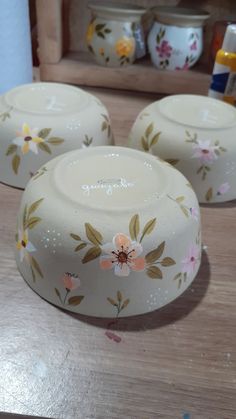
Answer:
[131,257,146,271]
[100,257,113,270]
[114,233,131,251]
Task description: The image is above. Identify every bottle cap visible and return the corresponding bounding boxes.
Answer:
[222,24,236,53]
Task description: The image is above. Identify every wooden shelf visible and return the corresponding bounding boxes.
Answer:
[40,51,211,95]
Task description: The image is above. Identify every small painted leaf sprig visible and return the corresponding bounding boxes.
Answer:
[145,241,175,279]
[173,232,201,289]
[107,290,130,317]
[32,166,47,181]
[35,128,64,154]
[141,122,161,152]
[16,198,44,282]
[164,158,179,166]
[95,23,112,39]
[101,114,112,140]
[55,272,84,307]
[167,195,190,218]
[0,107,12,122]
[82,135,93,148]
[70,223,103,264]
[156,27,165,45]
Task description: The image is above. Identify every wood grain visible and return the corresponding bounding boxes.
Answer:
[0,87,236,419]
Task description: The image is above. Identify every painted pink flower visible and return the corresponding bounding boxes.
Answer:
[217,182,230,195]
[190,40,197,50]
[100,233,145,277]
[182,244,199,275]
[189,207,199,221]
[62,272,80,290]
[156,40,173,58]
[192,140,219,164]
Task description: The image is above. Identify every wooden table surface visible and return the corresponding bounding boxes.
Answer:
[0,87,236,419]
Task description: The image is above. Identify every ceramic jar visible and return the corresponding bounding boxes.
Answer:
[0,82,113,188]
[86,2,146,67]
[15,146,201,318]
[147,7,209,70]
[128,94,236,204]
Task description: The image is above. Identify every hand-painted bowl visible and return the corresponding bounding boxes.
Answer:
[0,82,113,188]
[128,95,236,203]
[15,146,201,318]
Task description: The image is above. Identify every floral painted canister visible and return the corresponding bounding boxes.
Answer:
[147,7,209,70]
[0,82,113,188]
[128,95,236,203]
[15,146,201,318]
[86,2,146,67]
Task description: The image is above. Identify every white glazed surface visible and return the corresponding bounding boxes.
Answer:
[148,22,202,70]
[128,95,236,203]
[15,146,201,318]
[87,4,146,66]
[0,82,113,188]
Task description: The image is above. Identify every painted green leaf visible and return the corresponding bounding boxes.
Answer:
[185,130,191,138]
[82,246,101,263]
[68,295,84,306]
[141,136,149,151]
[146,265,163,279]
[205,187,213,202]
[95,23,106,31]
[47,137,64,145]
[140,218,156,242]
[178,278,182,289]
[104,28,111,33]
[102,113,109,122]
[70,233,81,241]
[150,132,161,147]
[156,34,160,44]
[107,125,111,138]
[24,216,42,230]
[173,272,182,281]
[176,196,185,203]
[107,297,118,307]
[121,299,130,310]
[215,140,220,146]
[55,288,61,298]
[129,214,140,241]
[15,232,19,242]
[28,198,44,217]
[101,121,107,131]
[31,266,36,282]
[180,205,189,218]
[97,32,105,39]
[38,128,51,139]
[117,290,122,302]
[38,142,51,154]
[85,223,103,246]
[145,241,165,264]
[197,166,203,174]
[165,158,179,166]
[75,243,87,252]
[23,204,28,228]
[12,154,20,174]
[106,57,110,63]
[161,257,176,267]
[184,272,187,281]
[6,144,17,155]
[145,123,154,138]
[220,146,227,152]
[88,44,94,54]
[31,256,43,278]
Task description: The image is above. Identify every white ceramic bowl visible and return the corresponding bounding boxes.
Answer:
[0,82,113,188]
[128,95,236,203]
[147,7,209,70]
[15,146,201,318]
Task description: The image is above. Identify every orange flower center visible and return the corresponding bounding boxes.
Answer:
[24,136,32,142]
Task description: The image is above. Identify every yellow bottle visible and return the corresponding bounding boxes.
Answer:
[209,24,236,106]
